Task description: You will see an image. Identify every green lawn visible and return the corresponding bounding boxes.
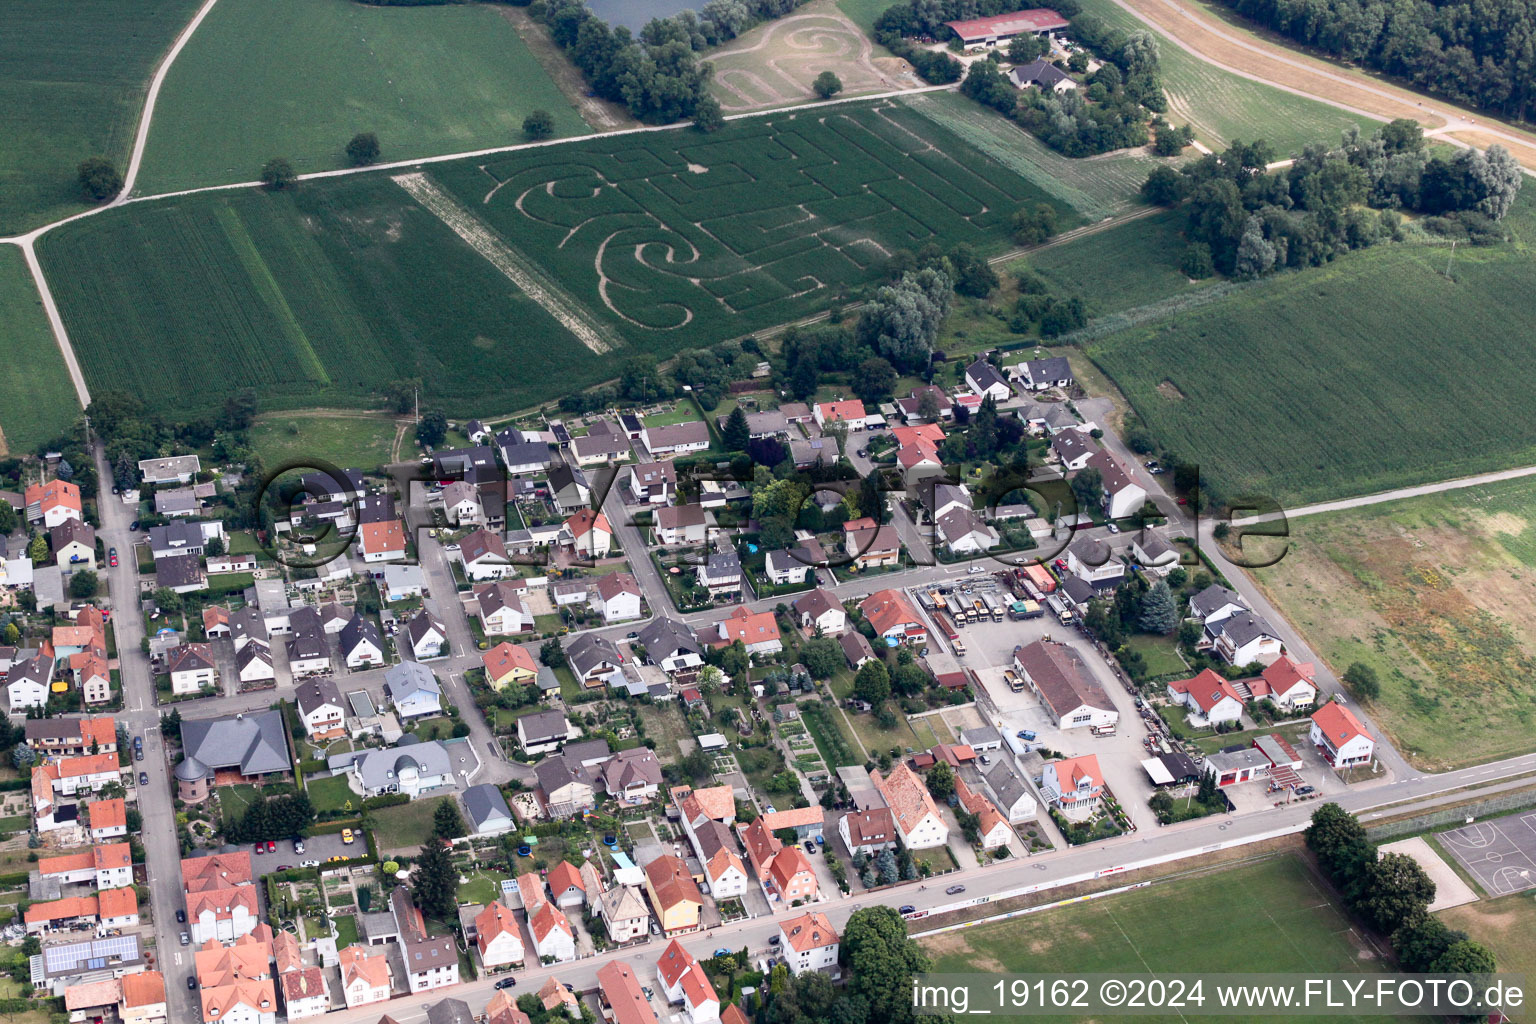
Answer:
[1073,0,1375,158]
[1441,894,1536,985]
[135,0,589,194]
[1123,633,1189,679]
[305,774,359,814]
[0,816,31,835]
[922,855,1409,1024]
[456,868,511,906]
[1090,195,1536,505]
[371,794,454,852]
[218,782,261,819]
[0,248,79,452]
[333,914,359,949]
[250,413,396,474]
[0,0,204,233]
[644,400,704,427]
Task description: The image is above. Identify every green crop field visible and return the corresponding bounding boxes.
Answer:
[46,101,1074,419]
[0,248,80,453]
[0,0,203,233]
[39,177,589,418]
[134,0,589,194]
[1024,208,1211,315]
[903,93,1163,222]
[1089,204,1536,505]
[1252,475,1536,770]
[1073,0,1374,157]
[922,855,1405,1024]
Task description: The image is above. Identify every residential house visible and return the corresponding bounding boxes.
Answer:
[870,763,948,849]
[596,885,650,945]
[779,911,839,976]
[405,611,449,661]
[644,855,702,935]
[168,643,218,695]
[983,759,1038,823]
[955,778,1013,850]
[139,455,201,484]
[237,643,276,686]
[813,400,866,429]
[148,521,224,561]
[842,520,900,569]
[1246,655,1318,711]
[652,504,711,547]
[85,797,128,842]
[547,861,586,908]
[1188,584,1248,628]
[120,971,168,1024]
[628,461,677,504]
[739,819,818,904]
[593,572,643,623]
[535,754,596,817]
[179,710,291,780]
[339,615,385,669]
[1050,428,1096,471]
[517,710,571,756]
[41,751,121,795]
[337,945,392,1008]
[1131,531,1180,575]
[50,519,95,568]
[461,784,515,835]
[1310,703,1375,767]
[894,384,954,423]
[685,551,738,600]
[294,677,346,741]
[790,587,846,636]
[181,852,258,943]
[1013,356,1075,391]
[704,606,781,655]
[482,642,539,690]
[1210,613,1284,667]
[859,589,926,646]
[600,748,663,806]
[441,481,484,527]
[1011,640,1119,731]
[25,479,82,528]
[637,618,702,678]
[298,468,365,503]
[498,432,555,475]
[1087,450,1146,520]
[1039,754,1104,814]
[548,463,592,513]
[154,487,198,517]
[473,580,534,636]
[357,519,406,563]
[155,553,205,594]
[964,358,1012,401]
[838,807,897,857]
[572,420,631,466]
[656,940,720,1024]
[381,563,426,602]
[597,962,660,1024]
[460,529,514,581]
[474,901,525,969]
[385,662,443,719]
[275,934,328,1020]
[24,716,116,757]
[567,633,623,688]
[392,886,459,993]
[717,409,788,439]
[642,421,710,458]
[839,630,875,670]
[530,901,577,963]
[1167,668,1246,727]
[562,509,612,560]
[936,506,999,555]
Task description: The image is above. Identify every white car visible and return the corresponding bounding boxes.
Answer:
[967,565,985,574]
[1105,523,1121,534]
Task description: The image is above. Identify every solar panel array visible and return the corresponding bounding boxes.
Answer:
[42,933,140,975]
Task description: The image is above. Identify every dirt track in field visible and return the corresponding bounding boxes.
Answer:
[1108,0,1536,170]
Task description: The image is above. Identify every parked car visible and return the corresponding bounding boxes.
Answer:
[179,932,190,946]
[276,864,293,871]
[1017,730,1036,741]
[945,884,966,895]
[188,976,198,990]
[138,772,148,786]
[133,735,143,750]
[1105,522,1120,534]
[767,934,781,946]
[292,839,305,854]
[134,749,143,762]
[129,520,140,531]
[714,949,731,958]
[495,978,518,990]
[967,565,985,574]
[176,909,186,923]
[1295,785,1316,796]
[898,905,916,915]
[108,548,118,567]
[341,828,356,845]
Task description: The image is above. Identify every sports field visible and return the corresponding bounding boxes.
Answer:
[133,0,589,194]
[1073,0,1375,158]
[1090,199,1536,505]
[0,249,80,453]
[39,178,588,418]
[0,0,203,233]
[45,101,1067,418]
[1251,475,1536,770]
[921,855,1399,1023]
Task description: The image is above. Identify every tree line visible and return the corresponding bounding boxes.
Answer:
[1307,803,1496,974]
[1216,0,1536,122]
[526,0,808,125]
[1141,123,1522,277]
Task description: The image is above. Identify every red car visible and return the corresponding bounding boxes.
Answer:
[108,548,118,567]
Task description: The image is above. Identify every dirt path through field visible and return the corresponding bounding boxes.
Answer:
[1109,0,1536,169]
[496,6,635,132]
[393,171,613,354]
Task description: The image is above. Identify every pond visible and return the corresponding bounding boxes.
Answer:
[586,0,699,31]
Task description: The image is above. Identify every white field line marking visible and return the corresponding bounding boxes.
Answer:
[392,172,612,354]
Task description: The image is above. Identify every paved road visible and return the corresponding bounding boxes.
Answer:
[1230,463,1536,527]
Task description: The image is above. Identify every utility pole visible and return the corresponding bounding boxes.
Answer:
[1445,239,1457,279]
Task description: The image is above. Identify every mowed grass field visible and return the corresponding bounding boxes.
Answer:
[1073,0,1374,157]
[40,177,591,418]
[249,413,398,474]
[1441,895,1536,982]
[921,855,1400,1024]
[1089,196,1536,505]
[1251,476,1536,769]
[0,0,203,233]
[903,92,1162,222]
[0,248,80,453]
[46,100,1072,418]
[134,0,589,194]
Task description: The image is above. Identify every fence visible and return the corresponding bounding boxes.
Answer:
[1365,787,1536,840]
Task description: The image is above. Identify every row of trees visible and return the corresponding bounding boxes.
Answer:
[1217,0,1536,121]
[222,791,317,844]
[1307,803,1495,973]
[1142,125,1522,276]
